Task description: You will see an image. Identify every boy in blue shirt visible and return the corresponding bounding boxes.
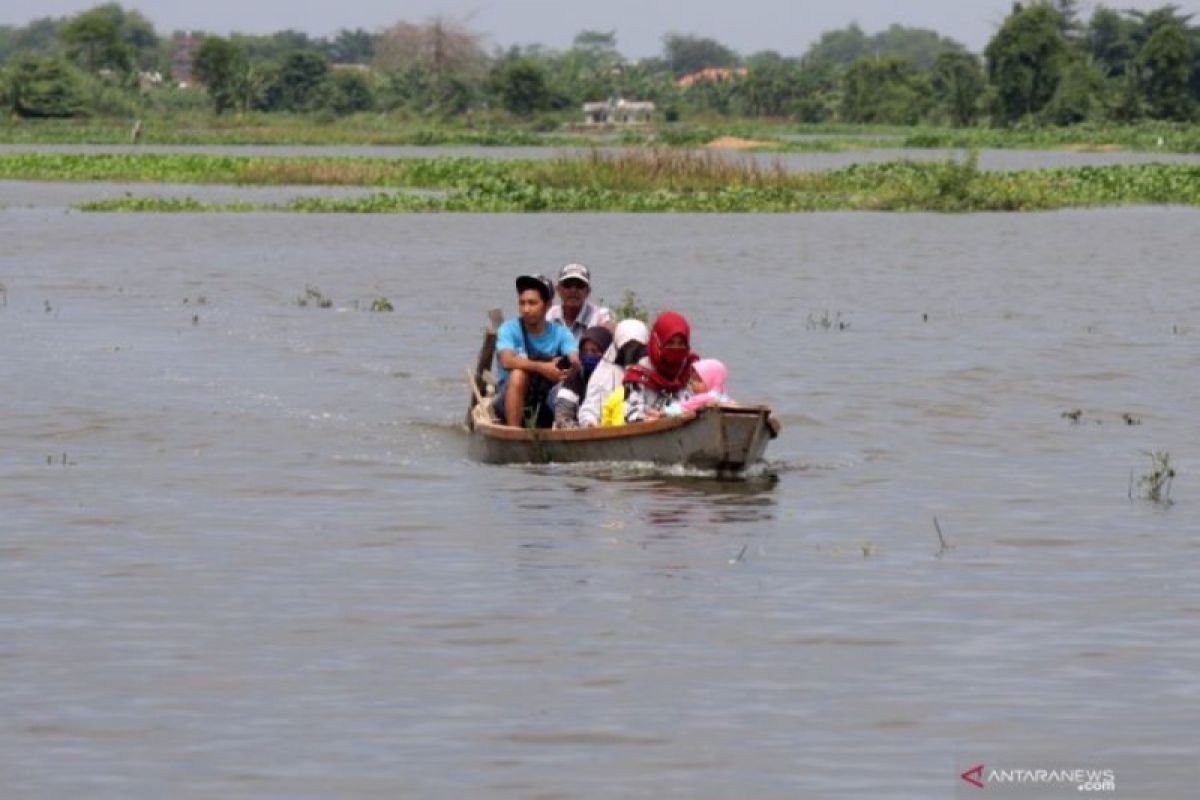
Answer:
[494,274,579,427]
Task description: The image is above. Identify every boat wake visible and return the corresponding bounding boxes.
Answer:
[513,459,785,482]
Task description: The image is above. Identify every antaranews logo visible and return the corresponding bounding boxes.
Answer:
[958,762,1117,793]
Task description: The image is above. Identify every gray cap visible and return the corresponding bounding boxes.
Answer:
[557,263,591,286]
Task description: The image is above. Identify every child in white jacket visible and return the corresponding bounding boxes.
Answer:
[577,319,649,428]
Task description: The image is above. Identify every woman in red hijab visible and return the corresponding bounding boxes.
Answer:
[623,311,700,422]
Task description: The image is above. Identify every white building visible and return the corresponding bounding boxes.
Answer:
[582,98,655,125]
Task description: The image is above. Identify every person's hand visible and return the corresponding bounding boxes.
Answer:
[644,408,663,421]
[541,361,568,382]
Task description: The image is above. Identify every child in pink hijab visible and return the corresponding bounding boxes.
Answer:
[669,358,730,415]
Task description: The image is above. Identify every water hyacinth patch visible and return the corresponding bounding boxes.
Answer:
[22,147,1196,214]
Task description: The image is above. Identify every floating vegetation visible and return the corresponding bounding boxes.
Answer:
[0,113,580,147]
[899,120,1200,154]
[0,152,517,188]
[77,196,251,213]
[37,150,1200,214]
[8,114,1200,154]
[1135,450,1176,505]
[610,290,651,323]
[369,296,394,313]
[1121,412,1143,426]
[806,310,850,331]
[1061,409,1083,423]
[297,285,333,308]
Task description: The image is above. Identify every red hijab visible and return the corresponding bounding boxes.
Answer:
[625,310,699,393]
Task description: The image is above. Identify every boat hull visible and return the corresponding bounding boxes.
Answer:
[468,404,777,471]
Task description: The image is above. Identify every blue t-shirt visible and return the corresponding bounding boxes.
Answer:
[495,319,577,383]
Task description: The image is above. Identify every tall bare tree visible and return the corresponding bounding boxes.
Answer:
[373,17,486,86]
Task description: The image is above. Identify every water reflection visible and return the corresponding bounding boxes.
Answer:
[504,464,779,529]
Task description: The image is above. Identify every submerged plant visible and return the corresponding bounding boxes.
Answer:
[610,290,651,323]
[297,285,332,308]
[806,310,850,331]
[1136,450,1176,505]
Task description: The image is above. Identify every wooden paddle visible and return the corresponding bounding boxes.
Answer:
[465,307,504,430]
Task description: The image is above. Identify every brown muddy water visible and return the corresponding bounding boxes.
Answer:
[2,203,1198,797]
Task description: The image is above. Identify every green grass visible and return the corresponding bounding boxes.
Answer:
[5,113,1200,153]
[0,112,589,147]
[72,151,1200,213]
[0,151,518,186]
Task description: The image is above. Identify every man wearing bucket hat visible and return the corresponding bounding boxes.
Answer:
[546,263,613,341]
[493,273,580,427]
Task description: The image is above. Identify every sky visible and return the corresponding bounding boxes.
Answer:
[0,1,1189,57]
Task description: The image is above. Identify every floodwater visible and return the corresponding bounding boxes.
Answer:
[2,201,1199,797]
[5,141,1200,172]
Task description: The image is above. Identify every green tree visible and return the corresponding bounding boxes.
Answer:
[1040,56,1105,124]
[192,35,246,114]
[803,23,963,71]
[326,68,374,114]
[1050,0,1086,41]
[1110,66,1145,121]
[802,23,870,68]
[662,33,740,76]
[681,70,741,115]
[1136,18,1194,120]
[573,29,620,62]
[61,3,158,75]
[0,18,64,63]
[840,56,928,124]
[274,50,329,111]
[930,50,984,126]
[2,52,83,117]
[324,28,374,64]
[1086,6,1138,78]
[984,3,1070,124]
[738,52,802,117]
[870,24,966,70]
[492,58,553,116]
[538,31,626,108]
[233,29,313,63]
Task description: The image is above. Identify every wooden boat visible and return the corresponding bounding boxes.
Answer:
[468,400,779,471]
[465,308,780,472]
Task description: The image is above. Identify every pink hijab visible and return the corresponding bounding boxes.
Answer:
[692,359,727,395]
[681,359,729,413]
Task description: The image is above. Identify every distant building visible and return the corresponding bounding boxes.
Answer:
[582,97,655,125]
[675,67,748,89]
[172,31,199,87]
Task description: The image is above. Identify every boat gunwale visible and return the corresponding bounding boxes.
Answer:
[471,403,772,443]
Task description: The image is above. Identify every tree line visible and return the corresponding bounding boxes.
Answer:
[1,1,1197,125]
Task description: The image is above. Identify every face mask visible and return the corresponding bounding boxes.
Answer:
[620,343,646,367]
[581,353,603,376]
